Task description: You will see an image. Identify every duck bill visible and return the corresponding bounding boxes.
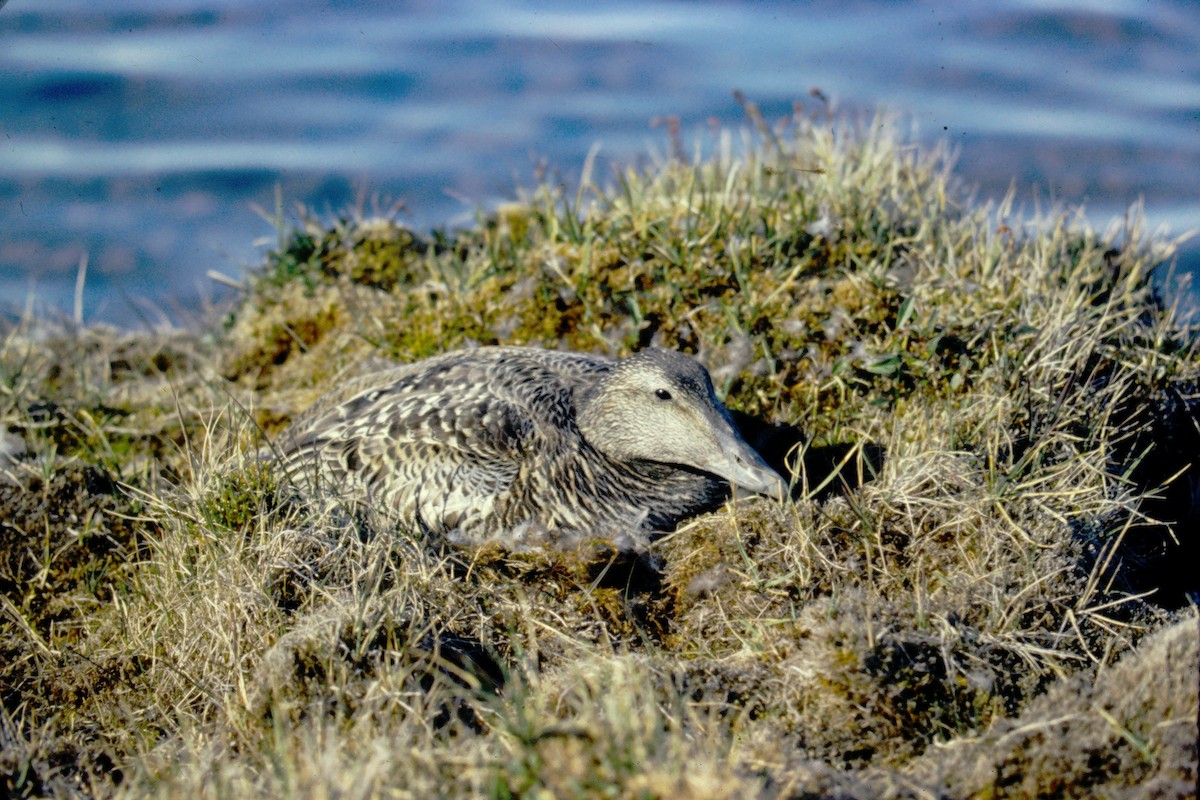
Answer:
[704,427,790,501]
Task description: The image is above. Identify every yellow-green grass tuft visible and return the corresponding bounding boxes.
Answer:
[2,109,1197,798]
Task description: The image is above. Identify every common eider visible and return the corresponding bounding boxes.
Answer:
[275,346,788,548]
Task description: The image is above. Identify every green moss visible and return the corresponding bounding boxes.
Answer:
[195,462,283,533]
[0,463,145,627]
[2,110,1196,798]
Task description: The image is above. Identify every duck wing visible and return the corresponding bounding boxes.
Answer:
[276,352,578,533]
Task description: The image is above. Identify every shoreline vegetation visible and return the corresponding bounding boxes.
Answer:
[2,108,1198,797]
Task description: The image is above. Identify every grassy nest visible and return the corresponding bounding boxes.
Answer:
[2,109,1197,798]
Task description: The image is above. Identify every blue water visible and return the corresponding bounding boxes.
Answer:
[2,0,1198,324]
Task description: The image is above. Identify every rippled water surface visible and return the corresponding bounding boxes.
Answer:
[2,0,1198,322]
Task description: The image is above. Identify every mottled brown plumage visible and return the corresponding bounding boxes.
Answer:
[275,346,786,548]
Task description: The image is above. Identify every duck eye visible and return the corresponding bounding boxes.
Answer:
[655,388,672,401]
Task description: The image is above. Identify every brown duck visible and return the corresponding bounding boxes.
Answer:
[275,346,787,548]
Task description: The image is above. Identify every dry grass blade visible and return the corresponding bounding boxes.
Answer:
[2,108,1197,799]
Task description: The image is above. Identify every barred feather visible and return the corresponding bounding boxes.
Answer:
[274,346,786,548]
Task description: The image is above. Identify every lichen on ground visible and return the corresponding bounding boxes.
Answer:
[2,109,1197,798]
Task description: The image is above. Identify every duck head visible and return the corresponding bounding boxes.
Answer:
[577,348,788,500]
